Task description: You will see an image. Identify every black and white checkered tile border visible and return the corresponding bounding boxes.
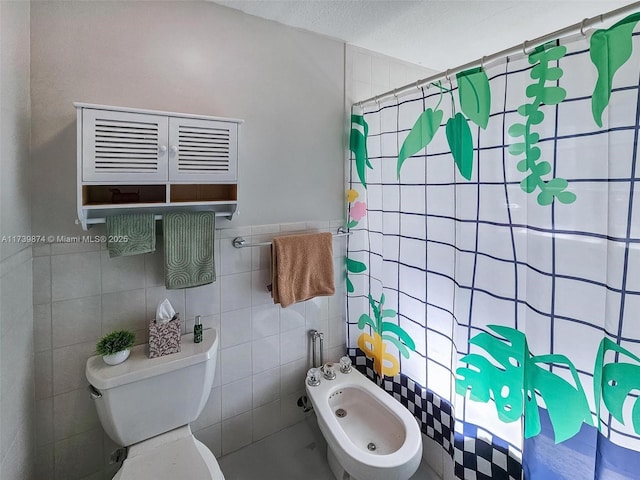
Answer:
[454,423,523,480]
[349,348,454,456]
[349,348,523,480]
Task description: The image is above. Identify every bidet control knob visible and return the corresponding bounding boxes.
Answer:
[306,368,321,387]
[339,356,352,373]
[323,362,337,380]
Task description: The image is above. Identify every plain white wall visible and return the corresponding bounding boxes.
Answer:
[1,0,32,261]
[30,0,345,236]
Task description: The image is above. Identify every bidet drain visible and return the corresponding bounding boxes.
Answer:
[367,442,377,451]
[335,408,347,418]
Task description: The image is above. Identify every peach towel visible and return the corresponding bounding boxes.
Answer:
[271,232,335,308]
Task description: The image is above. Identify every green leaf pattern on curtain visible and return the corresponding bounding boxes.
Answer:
[594,338,640,434]
[397,108,443,178]
[457,67,491,129]
[345,251,366,294]
[456,325,593,443]
[356,294,416,377]
[457,326,640,443]
[350,114,371,188]
[590,12,640,127]
[346,258,367,274]
[345,188,367,294]
[508,43,576,205]
[397,68,490,181]
[390,12,640,203]
[446,113,474,180]
[349,8,640,455]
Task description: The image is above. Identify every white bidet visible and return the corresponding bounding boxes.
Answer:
[305,363,422,480]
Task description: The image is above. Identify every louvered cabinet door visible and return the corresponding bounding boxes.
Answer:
[168,117,238,182]
[82,109,169,182]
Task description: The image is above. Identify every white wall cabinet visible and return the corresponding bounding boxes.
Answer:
[76,103,242,230]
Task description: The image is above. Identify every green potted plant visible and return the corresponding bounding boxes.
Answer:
[96,330,136,365]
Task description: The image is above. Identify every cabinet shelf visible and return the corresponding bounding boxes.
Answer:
[170,184,237,203]
[82,185,166,206]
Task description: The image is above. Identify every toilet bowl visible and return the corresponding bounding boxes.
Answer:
[305,364,422,480]
[111,425,224,479]
[86,330,224,480]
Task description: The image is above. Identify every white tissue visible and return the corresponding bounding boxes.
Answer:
[155,298,176,324]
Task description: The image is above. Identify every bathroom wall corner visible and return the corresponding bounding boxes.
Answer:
[0,0,34,479]
[422,433,446,479]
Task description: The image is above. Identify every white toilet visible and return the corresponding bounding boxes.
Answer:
[86,329,224,480]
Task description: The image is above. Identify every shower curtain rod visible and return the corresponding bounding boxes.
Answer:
[356,1,640,107]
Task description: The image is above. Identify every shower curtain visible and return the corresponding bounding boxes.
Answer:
[347,13,640,480]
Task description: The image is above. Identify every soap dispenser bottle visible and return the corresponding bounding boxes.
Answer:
[194,315,203,343]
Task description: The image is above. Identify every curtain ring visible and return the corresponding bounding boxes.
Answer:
[580,18,589,37]
[415,80,422,92]
[522,40,529,56]
[445,69,451,82]
[480,56,486,71]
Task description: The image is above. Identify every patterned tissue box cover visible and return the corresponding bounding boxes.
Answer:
[148,317,181,358]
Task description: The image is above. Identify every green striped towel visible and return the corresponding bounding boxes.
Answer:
[164,211,215,289]
[105,213,156,257]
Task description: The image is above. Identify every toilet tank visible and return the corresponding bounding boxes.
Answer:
[86,330,219,447]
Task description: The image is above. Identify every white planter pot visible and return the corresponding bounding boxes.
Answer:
[103,349,130,365]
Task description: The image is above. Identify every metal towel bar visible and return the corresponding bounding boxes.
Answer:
[232,227,351,248]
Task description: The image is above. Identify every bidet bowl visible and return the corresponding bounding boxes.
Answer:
[306,367,422,480]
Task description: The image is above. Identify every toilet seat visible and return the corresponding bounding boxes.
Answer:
[113,427,225,480]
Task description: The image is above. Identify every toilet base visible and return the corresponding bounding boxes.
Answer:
[327,445,352,480]
[112,426,224,480]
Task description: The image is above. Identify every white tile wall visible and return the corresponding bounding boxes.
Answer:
[419,432,455,479]
[345,44,437,105]
[221,308,252,348]
[0,247,35,480]
[221,411,253,455]
[33,221,347,479]
[252,367,281,407]
[252,335,280,373]
[51,252,101,302]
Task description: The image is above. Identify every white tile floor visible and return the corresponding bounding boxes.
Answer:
[218,416,440,480]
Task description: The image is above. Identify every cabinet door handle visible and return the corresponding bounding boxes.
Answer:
[170,146,179,154]
[158,145,167,153]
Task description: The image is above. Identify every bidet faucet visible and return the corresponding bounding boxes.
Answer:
[322,362,336,380]
[339,356,352,373]
[307,368,321,386]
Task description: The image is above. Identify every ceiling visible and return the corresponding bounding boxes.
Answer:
[211,0,632,70]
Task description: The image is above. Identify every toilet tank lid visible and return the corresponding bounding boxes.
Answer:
[86,330,218,390]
